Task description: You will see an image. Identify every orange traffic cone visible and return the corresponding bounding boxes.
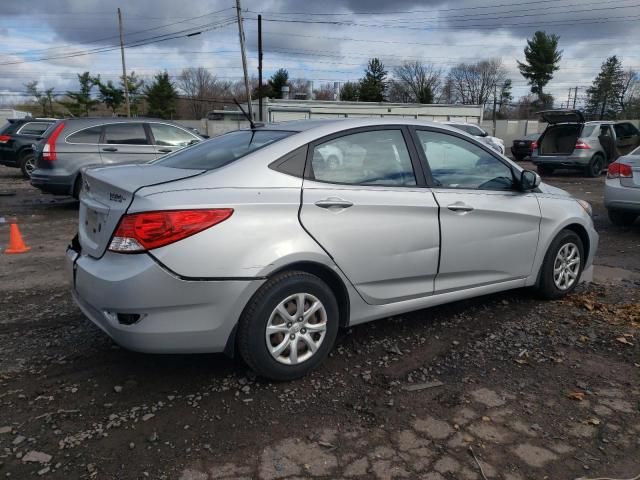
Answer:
[4,223,31,254]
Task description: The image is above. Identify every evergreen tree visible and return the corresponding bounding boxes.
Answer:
[267,68,289,98]
[340,81,360,101]
[62,72,100,116]
[585,56,625,119]
[517,31,562,101]
[359,58,388,102]
[144,71,178,119]
[98,80,124,115]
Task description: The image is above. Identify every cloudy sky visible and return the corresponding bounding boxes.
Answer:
[1,0,639,107]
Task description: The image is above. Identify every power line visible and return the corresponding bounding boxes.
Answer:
[0,6,235,58]
[0,18,236,66]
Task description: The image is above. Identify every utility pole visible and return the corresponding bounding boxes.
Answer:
[573,86,578,109]
[118,8,131,117]
[235,0,253,122]
[492,84,497,136]
[257,14,263,122]
[567,88,572,110]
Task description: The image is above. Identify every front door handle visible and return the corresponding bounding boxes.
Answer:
[158,148,173,153]
[447,202,474,212]
[314,198,354,209]
[102,147,118,152]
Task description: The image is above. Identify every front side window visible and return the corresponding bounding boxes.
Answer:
[155,129,294,170]
[103,123,149,145]
[417,130,514,190]
[311,130,416,186]
[67,126,103,144]
[150,123,200,147]
[17,122,52,135]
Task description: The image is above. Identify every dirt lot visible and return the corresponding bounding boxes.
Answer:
[0,163,638,480]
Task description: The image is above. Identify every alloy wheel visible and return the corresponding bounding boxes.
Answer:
[265,293,327,365]
[553,242,580,290]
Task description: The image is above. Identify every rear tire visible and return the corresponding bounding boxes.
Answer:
[585,154,604,178]
[514,154,525,162]
[536,230,584,300]
[537,165,554,176]
[237,271,339,381]
[19,152,35,179]
[608,209,637,226]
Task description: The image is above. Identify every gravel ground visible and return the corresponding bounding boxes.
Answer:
[0,163,638,480]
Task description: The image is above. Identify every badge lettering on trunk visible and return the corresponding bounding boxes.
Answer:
[109,192,126,203]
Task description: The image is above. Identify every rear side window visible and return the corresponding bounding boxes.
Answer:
[150,123,200,147]
[581,125,596,137]
[103,123,149,145]
[17,122,51,135]
[155,130,294,170]
[67,126,103,144]
[310,130,416,186]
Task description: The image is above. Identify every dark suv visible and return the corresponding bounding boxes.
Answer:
[0,117,57,178]
[31,118,204,197]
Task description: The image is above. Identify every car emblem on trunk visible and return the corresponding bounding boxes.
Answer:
[109,192,126,203]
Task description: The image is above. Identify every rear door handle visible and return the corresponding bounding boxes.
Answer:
[447,202,474,212]
[158,148,173,153]
[314,198,354,209]
[102,147,118,152]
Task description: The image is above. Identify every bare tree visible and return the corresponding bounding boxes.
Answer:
[392,61,442,104]
[618,69,639,116]
[313,83,335,101]
[446,59,507,106]
[288,78,311,99]
[177,67,219,119]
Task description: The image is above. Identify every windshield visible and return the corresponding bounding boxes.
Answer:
[155,129,295,170]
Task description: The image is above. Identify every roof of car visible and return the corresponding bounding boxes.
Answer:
[256,117,470,135]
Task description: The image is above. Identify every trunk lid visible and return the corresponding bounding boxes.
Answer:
[78,164,204,258]
[537,109,585,124]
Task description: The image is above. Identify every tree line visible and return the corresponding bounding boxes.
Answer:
[20,30,640,120]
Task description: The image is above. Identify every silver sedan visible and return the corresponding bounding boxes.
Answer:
[67,119,598,380]
[604,147,640,226]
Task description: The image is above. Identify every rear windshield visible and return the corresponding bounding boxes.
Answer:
[155,129,295,170]
[0,122,11,135]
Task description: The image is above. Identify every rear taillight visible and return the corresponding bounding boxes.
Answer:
[0,135,11,144]
[607,162,633,179]
[530,141,538,151]
[108,209,233,253]
[42,122,65,161]
[574,139,591,150]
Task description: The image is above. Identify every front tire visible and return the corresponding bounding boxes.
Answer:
[536,230,584,300]
[608,209,637,226]
[19,152,35,179]
[237,271,339,381]
[585,154,604,178]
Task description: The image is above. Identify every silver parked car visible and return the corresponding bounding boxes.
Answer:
[444,122,505,154]
[604,146,640,225]
[31,117,203,198]
[67,119,598,380]
[531,110,640,177]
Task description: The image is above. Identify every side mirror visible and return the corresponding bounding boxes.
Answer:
[480,131,489,137]
[520,169,541,191]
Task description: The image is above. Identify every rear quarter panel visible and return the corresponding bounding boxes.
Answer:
[131,162,334,279]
